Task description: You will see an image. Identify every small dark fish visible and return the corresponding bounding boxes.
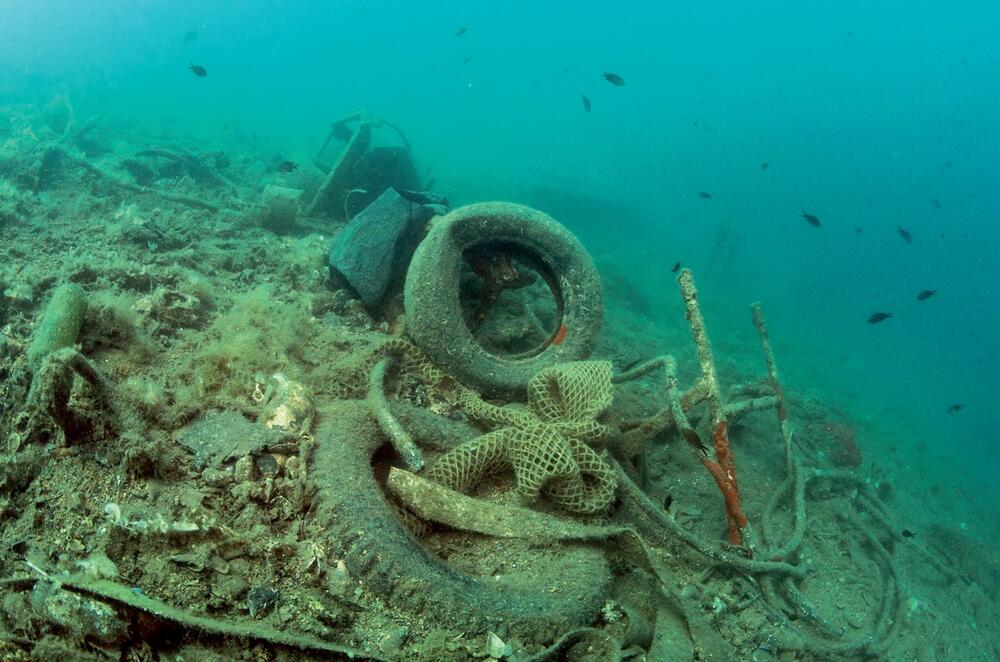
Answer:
[854,226,864,234]
[901,529,916,538]
[188,63,207,77]
[671,261,681,273]
[463,56,473,65]
[801,211,821,227]
[681,427,708,453]
[697,191,712,199]
[867,312,892,324]
[663,495,673,511]
[581,94,591,112]
[620,357,645,372]
[183,30,199,44]
[947,404,964,414]
[896,226,913,244]
[277,160,298,173]
[602,72,625,86]
[760,162,769,170]
[454,26,468,37]
[916,289,936,301]
[930,198,941,210]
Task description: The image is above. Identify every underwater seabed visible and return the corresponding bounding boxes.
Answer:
[0,102,998,661]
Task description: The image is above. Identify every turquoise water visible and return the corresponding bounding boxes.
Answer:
[4,0,995,496]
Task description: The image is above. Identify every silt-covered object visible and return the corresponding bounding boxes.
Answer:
[328,188,448,310]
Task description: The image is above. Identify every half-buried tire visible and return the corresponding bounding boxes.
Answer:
[403,202,603,396]
[311,401,611,642]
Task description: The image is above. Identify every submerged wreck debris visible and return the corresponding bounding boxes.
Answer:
[750,302,914,657]
[677,269,750,547]
[328,187,448,312]
[427,360,618,514]
[0,104,993,658]
[256,183,304,233]
[404,202,604,395]
[30,143,227,211]
[465,248,538,331]
[20,347,118,448]
[25,283,86,374]
[133,147,237,190]
[13,284,121,448]
[5,572,385,659]
[367,356,423,471]
[0,113,237,213]
[308,398,613,641]
[307,111,421,221]
[360,266,921,658]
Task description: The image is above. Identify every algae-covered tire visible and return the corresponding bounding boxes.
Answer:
[311,402,611,641]
[404,202,603,395]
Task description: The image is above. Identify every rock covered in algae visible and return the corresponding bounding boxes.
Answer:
[258,184,303,233]
[30,581,128,645]
[176,410,282,469]
[328,187,447,310]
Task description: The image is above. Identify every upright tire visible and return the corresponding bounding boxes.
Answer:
[404,202,603,395]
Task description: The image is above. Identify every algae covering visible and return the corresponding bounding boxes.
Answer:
[0,102,998,662]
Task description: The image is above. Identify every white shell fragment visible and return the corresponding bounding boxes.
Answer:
[487,631,511,659]
[258,372,314,434]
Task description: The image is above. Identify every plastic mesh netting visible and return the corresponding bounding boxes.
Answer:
[427,361,617,514]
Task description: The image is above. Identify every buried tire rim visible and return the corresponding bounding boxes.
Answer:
[404,202,604,395]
